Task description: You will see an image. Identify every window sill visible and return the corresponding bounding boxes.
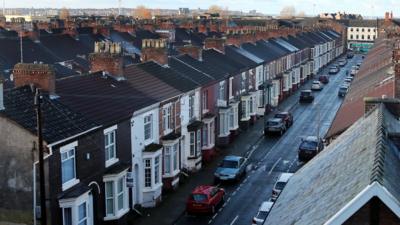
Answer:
[143,183,163,192]
[202,143,215,150]
[104,208,129,221]
[105,158,119,168]
[163,169,180,178]
[62,178,80,191]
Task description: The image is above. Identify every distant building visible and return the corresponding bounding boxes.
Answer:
[347,20,378,52]
[178,8,189,16]
[5,14,50,22]
[319,12,362,20]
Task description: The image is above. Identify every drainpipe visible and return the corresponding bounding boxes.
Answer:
[33,161,38,225]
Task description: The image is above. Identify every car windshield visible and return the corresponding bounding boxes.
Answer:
[191,194,207,202]
[274,114,286,118]
[300,140,318,150]
[221,160,238,168]
[255,211,269,220]
[267,121,279,126]
[340,87,347,91]
[275,181,286,190]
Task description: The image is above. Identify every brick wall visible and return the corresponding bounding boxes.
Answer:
[176,45,201,59]
[204,38,225,53]
[141,39,168,65]
[89,53,123,76]
[13,63,56,94]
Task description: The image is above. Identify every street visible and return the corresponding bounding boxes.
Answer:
[174,55,360,225]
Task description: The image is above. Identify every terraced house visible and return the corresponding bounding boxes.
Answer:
[0,15,344,225]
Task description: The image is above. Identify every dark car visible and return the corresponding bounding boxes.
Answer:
[186,185,225,215]
[347,52,354,59]
[298,136,324,162]
[274,112,293,128]
[338,85,348,97]
[318,75,329,84]
[299,90,314,103]
[264,118,286,136]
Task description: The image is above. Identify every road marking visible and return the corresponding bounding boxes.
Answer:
[218,208,222,212]
[283,160,290,165]
[208,220,212,224]
[223,202,227,207]
[230,215,239,225]
[212,213,218,220]
[268,157,282,175]
[227,197,231,202]
[232,191,237,196]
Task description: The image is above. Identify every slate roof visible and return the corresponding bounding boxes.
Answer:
[123,63,182,101]
[168,56,215,86]
[284,35,312,49]
[173,54,228,81]
[224,45,262,67]
[137,61,199,92]
[348,19,378,27]
[241,42,278,63]
[0,85,98,143]
[39,34,91,61]
[56,73,158,125]
[202,49,248,75]
[109,30,141,55]
[264,105,400,225]
[0,37,56,70]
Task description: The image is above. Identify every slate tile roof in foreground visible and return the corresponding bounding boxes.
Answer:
[264,105,400,225]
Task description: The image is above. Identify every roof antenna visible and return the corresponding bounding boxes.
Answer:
[20,23,24,63]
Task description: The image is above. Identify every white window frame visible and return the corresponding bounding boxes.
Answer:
[162,104,173,134]
[163,141,180,176]
[229,77,233,99]
[61,141,79,191]
[144,114,153,141]
[219,109,230,137]
[202,90,208,113]
[143,152,162,190]
[218,81,225,101]
[104,125,118,168]
[59,191,93,225]
[189,94,195,120]
[103,169,129,221]
[144,159,152,188]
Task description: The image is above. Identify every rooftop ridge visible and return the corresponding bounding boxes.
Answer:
[371,105,387,185]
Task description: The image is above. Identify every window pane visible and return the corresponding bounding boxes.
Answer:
[106,199,114,215]
[78,202,87,220]
[62,158,74,184]
[118,193,124,210]
[106,182,114,198]
[63,208,72,225]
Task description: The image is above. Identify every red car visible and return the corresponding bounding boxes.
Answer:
[318,75,329,84]
[186,185,225,215]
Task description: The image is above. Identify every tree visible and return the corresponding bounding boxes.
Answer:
[134,5,152,19]
[280,6,296,19]
[59,7,70,20]
[208,5,223,14]
[297,11,306,18]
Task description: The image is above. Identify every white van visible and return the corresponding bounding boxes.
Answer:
[271,173,293,201]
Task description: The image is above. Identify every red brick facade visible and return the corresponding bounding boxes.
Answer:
[176,45,201,59]
[204,38,225,53]
[13,63,56,94]
[141,39,168,65]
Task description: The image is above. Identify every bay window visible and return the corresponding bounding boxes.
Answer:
[219,109,230,136]
[143,154,163,190]
[104,171,129,220]
[202,119,215,149]
[144,159,152,187]
[59,191,92,225]
[202,125,208,147]
[164,143,179,175]
[61,141,79,191]
[241,96,250,121]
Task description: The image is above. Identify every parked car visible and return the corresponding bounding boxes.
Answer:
[350,66,358,76]
[347,52,354,59]
[271,173,293,201]
[214,155,247,182]
[299,90,314,103]
[318,75,329,84]
[252,201,274,225]
[311,81,323,91]
[264,118,286,136]
[338,85,349,97]
[338,59,347,67]
[329,66,339,74]
[344,77,353,83]
[186,185,225,215]
[298,136,324,162]
[274,111,293,128]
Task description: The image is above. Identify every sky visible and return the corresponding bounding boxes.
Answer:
[4,0,400,17]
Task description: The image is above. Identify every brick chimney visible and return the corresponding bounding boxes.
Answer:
[89,42,124,78]
[13,63,56,95]
[0,76,4,110]
[204,37,225,53]
[141,39,168,65]
[393,40,400,99]
[176,45,201,60]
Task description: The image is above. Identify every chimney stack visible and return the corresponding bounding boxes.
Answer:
[89,42,124,78]
[141,38,168,65]
[13,63,56,95]
[204,37,226,53]
[176,45,202,60]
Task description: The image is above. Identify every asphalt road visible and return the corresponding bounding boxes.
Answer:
[174,55,361,225]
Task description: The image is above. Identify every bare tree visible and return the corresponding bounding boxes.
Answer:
[59,7,70,20]
[280,6,296,19]
[134,5,152,19]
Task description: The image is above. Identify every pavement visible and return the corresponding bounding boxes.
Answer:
[128,72,314,225]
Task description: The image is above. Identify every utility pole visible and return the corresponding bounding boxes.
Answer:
[20,23,24,63]
[118,0,122,16]
[35,89,47,225]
